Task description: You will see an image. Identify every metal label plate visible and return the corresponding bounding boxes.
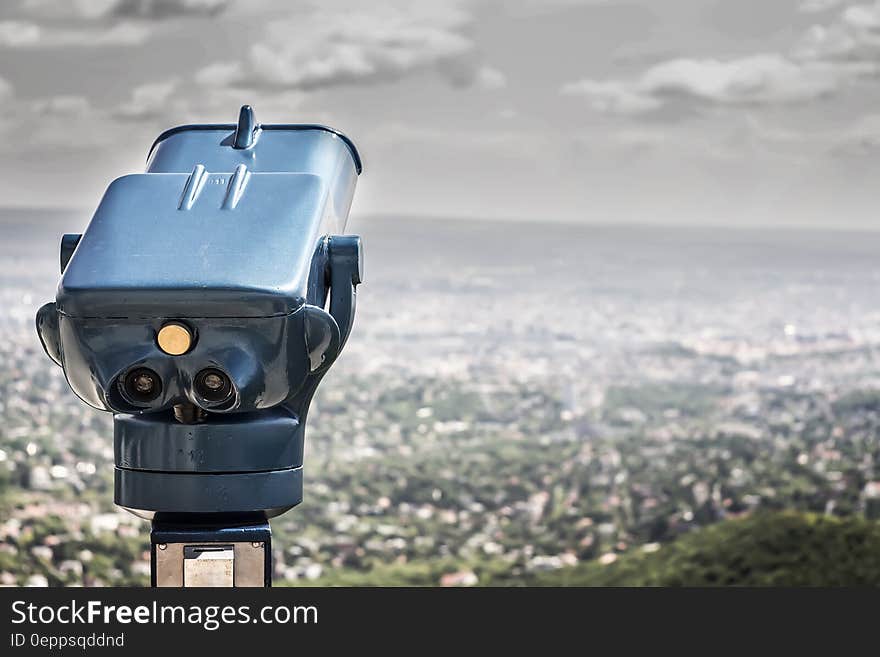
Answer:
[183,545,235,587]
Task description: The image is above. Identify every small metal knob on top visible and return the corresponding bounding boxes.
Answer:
[157,322,193,355]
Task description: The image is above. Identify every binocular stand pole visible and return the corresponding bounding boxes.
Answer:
[150,514,272,587]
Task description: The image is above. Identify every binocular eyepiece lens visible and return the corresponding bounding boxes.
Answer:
[133,373,155,394]
[203,373,224,390]
[194,368,233,404]
[121,367,162,404]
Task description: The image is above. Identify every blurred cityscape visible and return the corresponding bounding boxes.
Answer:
[2,209,880,586]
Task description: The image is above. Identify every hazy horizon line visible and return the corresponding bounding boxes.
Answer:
[1,205,880,236]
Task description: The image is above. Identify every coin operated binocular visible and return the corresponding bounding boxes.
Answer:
[35,106,363,586]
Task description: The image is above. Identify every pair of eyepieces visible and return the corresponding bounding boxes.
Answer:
[120,367,232,406]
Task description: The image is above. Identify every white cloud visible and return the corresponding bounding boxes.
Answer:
[0,20,151,48]
[507,0,618,17]
[796,1,880,61]
[194,60,243,87]
[473,66,507,90]
[195,2,496,92]
[113,80,179,120]
[842,2,880,28]
[830,112,880,154]
[4,93,143,150]
[641,56,836,103]
[0,21,42,47]
[32,95,92,116]
[2,0,227,50]
[20,0,119,19]
[0,77,13,100]
[561,79,662,114]
[111,0,228,20]
[562,54,837,115]
[564,1,880,119]
[798,0,845,12]
[20,0,228,20]
[251,8,472,89]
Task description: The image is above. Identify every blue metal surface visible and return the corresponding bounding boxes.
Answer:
[146,121,359,231]
[116,467,302,515]
[148,123,362,174]
[51,311,320,414]
[35,106,364,520]
[58,171,332,317]
[115,409,302,472]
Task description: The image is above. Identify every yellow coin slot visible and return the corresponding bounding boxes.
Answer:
[157,322,193,356]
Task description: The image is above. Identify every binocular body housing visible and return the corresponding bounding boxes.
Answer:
[36,106,363,519]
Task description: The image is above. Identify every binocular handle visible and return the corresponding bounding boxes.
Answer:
[35,301,62,366]
[304,234,363,375]
[327,234,363,352]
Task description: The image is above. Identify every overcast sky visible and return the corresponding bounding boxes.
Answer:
[1,0,880,227]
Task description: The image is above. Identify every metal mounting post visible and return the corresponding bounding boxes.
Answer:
[150,515,272,587]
